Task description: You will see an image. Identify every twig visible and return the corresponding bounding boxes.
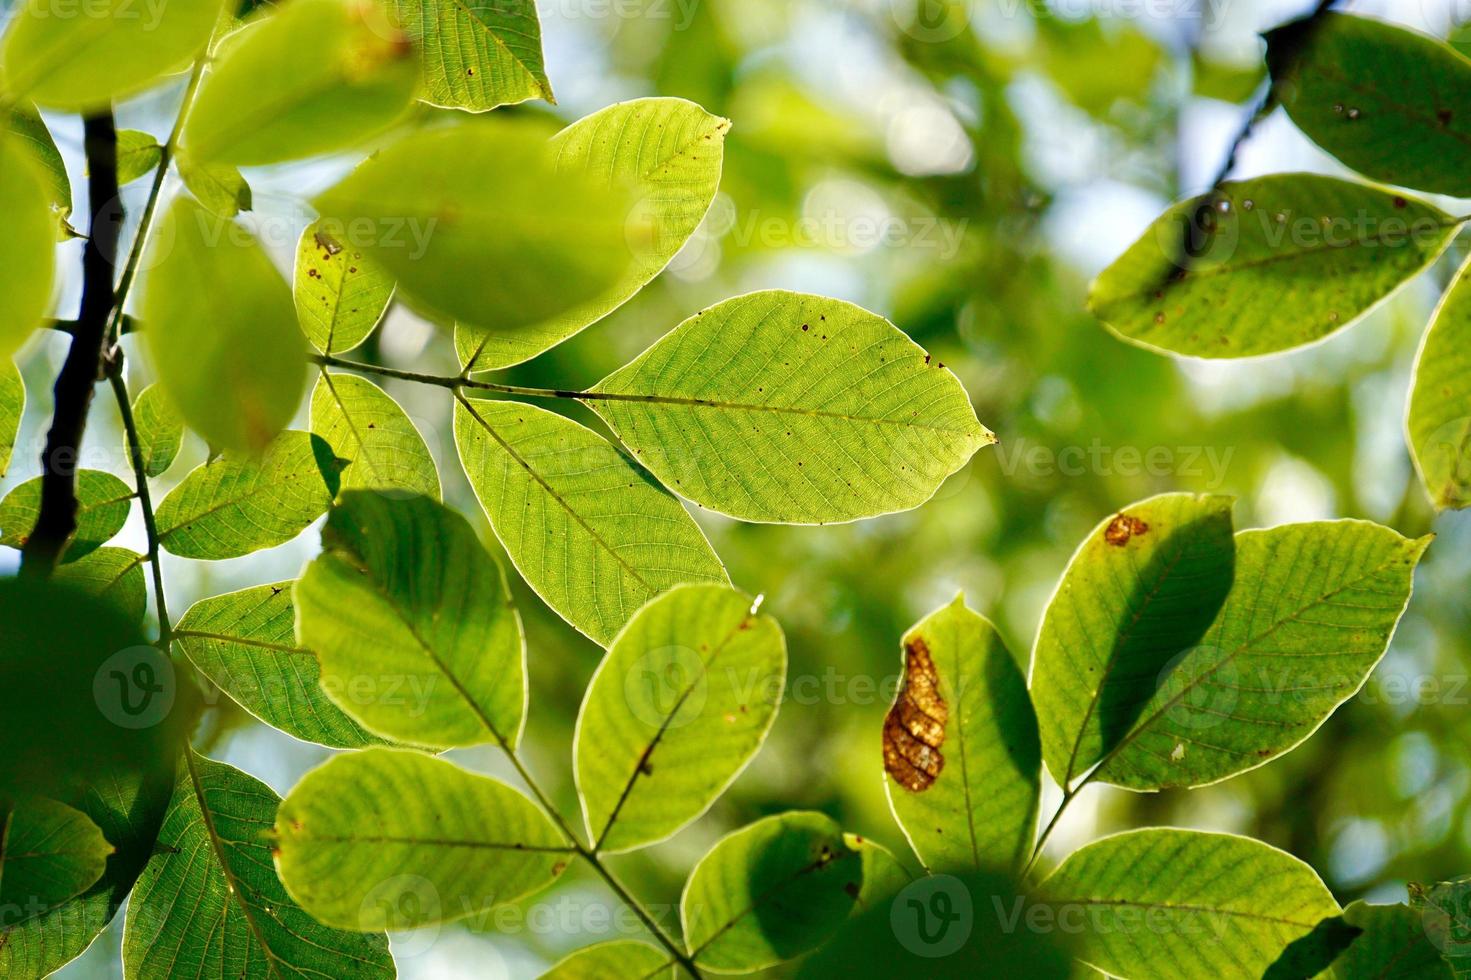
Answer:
[105,359,172,648]
[21,112,121,575]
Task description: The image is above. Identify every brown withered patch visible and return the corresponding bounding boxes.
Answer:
[883,637,948,792]
[1104,513,1149,547]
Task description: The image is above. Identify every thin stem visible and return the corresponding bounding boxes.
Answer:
[107,55,208,350]
[105,360,172,648]
[313,353,582,400]
[1023,776,1092,880]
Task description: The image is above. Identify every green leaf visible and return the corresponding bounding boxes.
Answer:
[6,103,71,230]
[0,0,222,111]
[0,134,57,359]
[311,372,440,500]
[1321,902,1451,978]
[575,585,785,853]
[0,359,23,478]
[115,130,162,185]
[541,941,673,979]
[177,153,252,218]
[1269,14,1471,198]
[383,0,551,112]
[181,0,416,166]
[458,98,730,372]
[0,797,114,914]
[52,547,147,625]
[143,197,305,452]
[296,491,525,749]
[132,383,183,479]
[273,748,572,930]
[1040,829,1340,980]
[1095,520,1429,790]
[1409,255,1471,510]
[1263,914,1362,980]
[0,768,173,978]
[0,469,133,560]
[454,397,728,646]
[1031,493,1236,787]
[1412,878,1471,978]
[882,594,1039,874]
[155,431,336,560]
[1088,175,1457,358]
[294,219,394,354]
[313,120,641,332]
[587,290,993,524]
[174,582,385,749]
[681,811,870,972]
[122,751,394,980]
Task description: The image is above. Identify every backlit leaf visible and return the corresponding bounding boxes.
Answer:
[295,491,525,749]
[681,811,870,972]
[132,383,183,478]
[458,98,730,371]
[587,290,993,523]
[294,219,394,354]
[174,582,384,749]
[177,153,252,218]
[1269,14,1471,198]
[1040,829,1340,980]
[0,0,222,111]
[454,397,727,646]
[0,134,57,359]
[1409,254,1471,510]
[115,130,162,185]
[0,469,133,561]
[384,0,551,112]
[181,0,416,166]
[143,197,305,452]
[883,594,1039,873]
[575,585,785,853]
[1089,175,1456,358]
[0,797,113,914]
[310,372,440,500]
[52,547,147,625]
[155,431,336,560]
[313,120,640,332]
[1096,520,1429,790]
[541,941,673,980]
[0,359,23,478]
[122,752,394,979]
[273,748,572,930]
[6,103,71,230]
[1031,493,1236,786]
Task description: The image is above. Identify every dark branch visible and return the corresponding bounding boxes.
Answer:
[20,112,122,575]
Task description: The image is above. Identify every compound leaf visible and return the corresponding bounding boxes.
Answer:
[383,0,550,111]
[295,491,525,749]
[883,595,1039,874]
[458,97,729,371]
[313,120,639,332]
[1040,829,1340,980]
[1031,493,1236,786]
[0,0,222,111]
[0,797,113,914]
[122,751,393,979]
[1269,14,1471,198]
[1096,520,1428,790]
[1089,174,1456,358]
[681,811,872,972]
[587,290,993,524]
[575,585,785,853]
[131,383,183,479]
[0,469,133,561]
[174,582,384,749]
[52,547,147,625]
[143,197,305,452]
[294,219,394,354]
[454,397,727,646]
[155,431,336,560]
[310,372,439,500]
[180,0,416,166]
[273,748,572,930]
[1409,255,1471,510]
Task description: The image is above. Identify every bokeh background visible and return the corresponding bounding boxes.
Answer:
[4,0,1470,974]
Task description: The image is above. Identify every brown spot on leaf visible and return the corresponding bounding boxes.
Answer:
[1439,108,1454,125]
[1104,513,1149,547]
[883,637,948,792]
